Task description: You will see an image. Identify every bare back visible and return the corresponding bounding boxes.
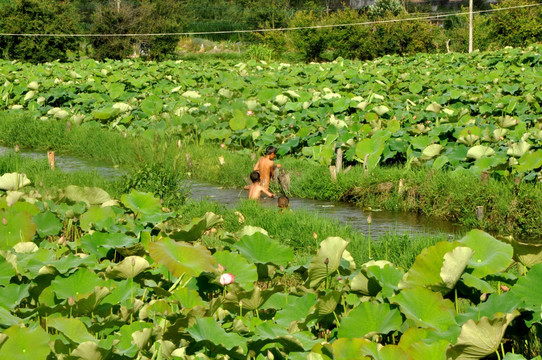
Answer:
[247,183,274,199]
[254,156,274,190]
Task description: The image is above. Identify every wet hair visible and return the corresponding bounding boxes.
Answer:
[266,146,278,155]
[277,195,289,209]
[250,171,260,183]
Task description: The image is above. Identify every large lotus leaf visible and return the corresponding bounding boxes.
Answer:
[229,110,246,131]
[48,316,97,344]
[0,325,51,359]
[457,292,521,326]
[115,322,154,357]
[355,137,385,173]
[502,355,528,360]
[102,279,142,306]
[187,317,247,353]
[274,293,317,327]
[64,186,111,206]
[233,232,293,266]
[459,230,513,278]
[508,263,542,324]
[171,287,206,309]
[441,247,475,290]
[390,286,457,332]
[366,263,405,298]
[331,338,373,360]
[426,103,442,113]
[0,173,31,191]
[460,273,495,294]
[499,237,542,269]
[213,250,257,290]
[0,306,22,327]
[0,283,31,310]
[357,342,413,360]
[80,206,116,232]
[140,95,163,116]
[446,312,519,360]
[373,105,389,116]
[404,339,449,360]
[397,328,433,349]
[307,237,349,289]
[121,190,173,224]
[50,268,105,300]
[350,271,380,296]
[32,211,63,238]
[106,256,149,279]
[223,286,274,311]
[72,286,110,316]
[0,255,16,286]
[91,107,120,120]
[466,145,495,160]
[507,141,531,157]
[0,210,37,250]
[252,322,319,351]
[421,144,443,161]
[398,241,461,293]
[148,238,215,278]
[80,232,138,258]
[516,150,542,173]
[71,341,110,360]
[338,302,403,339]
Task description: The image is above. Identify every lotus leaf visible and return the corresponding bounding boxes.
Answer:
[50,268,105,299]
[148,238,215,278]
[48,316,97,344]
[330,338,372,360]
[457,292,521,326]
[0,173,31,191]
[140,95,163,116]
[121,190,174,224]
[0,209,37,250]
[106,256,149,279]
[466,145,495,160]
[426,103,442,113]
[233,232,293,266]
[0,283,30,310]
[0,255,16,286]
[80,232,138,258]
[516,150,542,173]
[499,237,542,269]
[460,273,494,294]
[71,341,110,360]
[64,186,111,206]
[187,317,247,352]
[307,237,349,289]
[79,206,116,231]
[114,322,154,357]
[390,286,457,332]
[440,247,474,290]
[13,242,38,253]
[421,144,444,161]
[508,263,542,325]
[409,82,423,94]
[171,287,205,309]
[458,230,513,278]
[274,293,317,327]
[0,325,51,359]
[373,105,390,116]
[0,306,22,327]
[446,312,519,360]
[338,302,403,339]
[182,90,201,99]
[229,110,246,131]
[366,263,404,298]
[32,210,63,238]
[102,279,142,306]
[507,141,531,157]
[112,102,132,113]
[170,212,223,242]
[91,107,120,121]
[253,322,320,351]
[213,250,257,290]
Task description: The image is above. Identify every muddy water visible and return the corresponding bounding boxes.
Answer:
[1,145,461,238]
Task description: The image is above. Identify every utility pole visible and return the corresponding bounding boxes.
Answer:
[468,0,473,53]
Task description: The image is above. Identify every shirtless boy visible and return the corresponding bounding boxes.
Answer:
[253,146,281,190]
[244,171,275,199]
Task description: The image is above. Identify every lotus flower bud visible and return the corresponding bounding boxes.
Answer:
[2,217,7,225]
[220,143,225,148]
[413,115,417,120]
[246,110,254,116]
[480,293,488,302]
[324,257,329,265]
[367,215,372,224]
[14,144,19,153]
[313,232,318,240]
[220,273,235,286]
[131,257,136,266]
[267,350,274,360]
[218,263,225,273]
[68,296,75,306]
[500,285,510,292]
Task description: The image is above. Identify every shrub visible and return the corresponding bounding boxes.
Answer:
[0,0,81,63]
[368,0,405,19]
[287,11,327,61]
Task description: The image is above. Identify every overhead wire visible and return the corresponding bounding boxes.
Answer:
[0,2,540,37]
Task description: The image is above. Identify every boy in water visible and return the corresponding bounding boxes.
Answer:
[244,171,275,199]
[277,195,290,212]
[253,146,281,190]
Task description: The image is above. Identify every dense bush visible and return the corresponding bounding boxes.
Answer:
[0,0,81,63]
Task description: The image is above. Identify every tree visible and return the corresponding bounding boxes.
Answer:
[0,0,81,63]
[368,0,405,19]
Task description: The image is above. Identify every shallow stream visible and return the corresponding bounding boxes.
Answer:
[1,145,461,239]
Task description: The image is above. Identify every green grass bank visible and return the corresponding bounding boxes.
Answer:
[1,112,541,240]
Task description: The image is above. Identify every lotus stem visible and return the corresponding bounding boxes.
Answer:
[333,311,340,328]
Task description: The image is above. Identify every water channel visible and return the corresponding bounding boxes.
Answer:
[1,145,462,239]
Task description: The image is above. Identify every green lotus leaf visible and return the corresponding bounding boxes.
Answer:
[426,103,442,113]
[218,88,233,98]
[355,137,385,173]
[507,141,531,157]
[71,341,110,360]
[516,150,542,173]
[466,145,495,160]
[0,209,37,250]
[508,263,542,324]
[373,105,389,116]
[140,95,163,115]
[121,190,173,224]
[409,82,423,94]
[0,283,31,310]
[274,293,317,327]
[0,325,51,359]
[32,211,63,238]
[350,271,379,296]
[0,255,16,286]
[213,250,257,290]
[229,110,246,131]
[170,212,223,242]
[421,144,444,161]
[366,263,405,298]
[13,242,38,253]
[338,302,403,339]
[0,306,22,327]
[331,337,373,360]
[148,238,215,278]
[497,115,517,128]
[132,328,152,351]
[115,322,154,357]
[459,230,513,278]
[440,247,475,290]
[397,328,433,349]
[6,191,23,207]
[106,256,149,279]
[223,286,275,312]
[307,237,349,289]
[50,268,105,300]
[502,354,528,360]
[80,232,138,258]
[108,82,125,99]
[79,206,116,232]
[275,94,289,106]
[102,279,142,306]
[260,293,298,311]
[27,81,39,90]
[91,107,120,121]
[446,312,519,360]
[253,322,320,351]
[460,273,495,293]
[233,231,293,266]
[182,91,201,99]
[48,316,97,344]
[171,287,205,309]
[457,292,521,326]
[64,186,111,206]
[245,99,258,110]
[398,241,461,293]
[404,339,449,360]
[187,317,247,353]
[0,173,31,191]
[499,237,542,269]
[390,286,457,332]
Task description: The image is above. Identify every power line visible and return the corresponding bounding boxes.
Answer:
[0,2,540,37]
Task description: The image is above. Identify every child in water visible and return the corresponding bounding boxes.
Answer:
[253,146,281,190]
[244,171,275,199]
[277,195,290,212]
